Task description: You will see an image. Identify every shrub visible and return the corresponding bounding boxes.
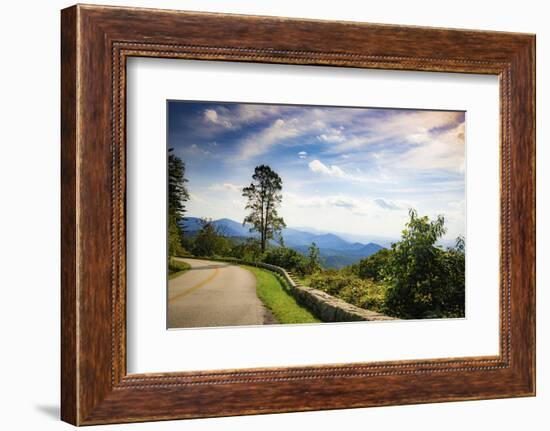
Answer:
[168,258,190,276]
[308,272,387,313]
[261,247,307,275]
[352,248,392,281]
[191,219,231,257]
[229,238,263,262]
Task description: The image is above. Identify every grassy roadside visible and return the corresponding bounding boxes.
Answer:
[168,258,191,280]
[242,265,320,324]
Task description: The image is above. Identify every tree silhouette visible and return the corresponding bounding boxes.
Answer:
[242,165,286,253]
[168,148,189,219]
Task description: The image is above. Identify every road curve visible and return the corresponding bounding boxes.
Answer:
[168,258,271,329]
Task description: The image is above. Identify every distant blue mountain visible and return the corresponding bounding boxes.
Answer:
[181,217,253,238]
[180,217,384,268]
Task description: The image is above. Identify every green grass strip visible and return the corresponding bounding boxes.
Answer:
[242,265,320,324]
[168,259,191,280]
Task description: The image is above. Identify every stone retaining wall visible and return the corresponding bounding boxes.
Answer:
[179,256,397,322]
[285,273,397,322]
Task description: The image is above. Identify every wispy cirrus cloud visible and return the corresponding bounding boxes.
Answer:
[203,105,285,131]
[236,118,301,160]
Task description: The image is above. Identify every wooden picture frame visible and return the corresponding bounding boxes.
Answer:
[61,4,535,425]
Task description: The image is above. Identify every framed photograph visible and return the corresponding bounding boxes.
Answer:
[61,4,535,425]
[164,100,465,329]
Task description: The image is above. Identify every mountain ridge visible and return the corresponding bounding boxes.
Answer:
[180,217,384,268]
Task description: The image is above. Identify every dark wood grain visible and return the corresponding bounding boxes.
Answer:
[60,4,536,425]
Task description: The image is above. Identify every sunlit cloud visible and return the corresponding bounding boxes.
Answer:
[394,122,465,173]
[308,159,393,184]
[203,109,233,129]
[308,159,346,178]
[236,118,300,160]
[317,129,346,143]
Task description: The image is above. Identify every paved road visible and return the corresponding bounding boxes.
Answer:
[168,258,273,329]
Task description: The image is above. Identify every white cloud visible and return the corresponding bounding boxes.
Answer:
[308,159,391,184]
[325,110,463,156]
[285,192,409,216]
[395,122,465,173]
[285,192,368,214]
[236,118,300,160]
[183,143,212,157]
[308,159,346,178]
[233,104,284,124]
[208,182,242,193]
[204,105,464,172]
[317,128,346,143]
[204,109,217,122]
[233,107,366,160]
[188,193,207,204]
[203,105,286,132]
[374,198,401,210]
[298,151,308,159]
[280,191,459,239]
[283,193,411,220]
[204,109,233,128]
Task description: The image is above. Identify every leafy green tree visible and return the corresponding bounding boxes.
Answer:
[167,148,189,256]
[191,219,231,257]
[242,165,286,253]
[306,242,322,274]
[262,247,307,275]
[168,213,185,256]
[353,248,392,281]
[436,236,465,318]
[382,209,465,319]
[230,238,263,262]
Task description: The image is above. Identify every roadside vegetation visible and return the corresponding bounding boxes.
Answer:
[168,149,465,321]
[243,265,319,324]
[177,211,465,320]
[305,210,465,319]
[168,259,190,279]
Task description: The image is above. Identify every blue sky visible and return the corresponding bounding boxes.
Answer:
[168,101,465,241]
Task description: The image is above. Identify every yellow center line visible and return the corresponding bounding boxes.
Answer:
[169,267,220,302]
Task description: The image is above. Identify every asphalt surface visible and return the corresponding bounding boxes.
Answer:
[168,258,272,329]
